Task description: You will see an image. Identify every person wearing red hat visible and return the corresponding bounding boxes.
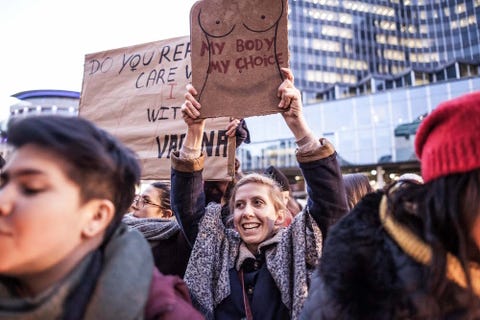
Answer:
[301,91,480,319]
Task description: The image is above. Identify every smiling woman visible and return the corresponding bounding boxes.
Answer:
[230,174,286,253]
[171,68,348,320]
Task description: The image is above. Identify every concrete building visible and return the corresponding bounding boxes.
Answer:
[10,89,79,118]
[0,90,80,163]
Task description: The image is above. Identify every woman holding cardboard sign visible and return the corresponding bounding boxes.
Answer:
[170,68,348,320]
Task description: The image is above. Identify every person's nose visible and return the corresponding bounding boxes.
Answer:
[131,197,140,211]
[0,187,14,217]
[242,203,255,218]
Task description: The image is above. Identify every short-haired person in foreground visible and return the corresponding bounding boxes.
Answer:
[171,68,348,320]
[300,91,480,319]
[0,116,203,319]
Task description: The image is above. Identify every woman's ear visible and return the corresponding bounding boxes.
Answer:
[274,209,286,227]
[81,199,115,238]
[162,209,173,218]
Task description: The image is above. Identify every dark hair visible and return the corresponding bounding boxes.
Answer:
[264,165,290,192]
[151,181,171,210]
[7,115,141,237]
[343,173,374,210]
[387,169,480,303]
[0,154,5,169]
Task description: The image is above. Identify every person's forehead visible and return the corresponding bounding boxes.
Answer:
[6,145,57,165]
[236,182,270,197]
[4,145,69,178]
[142,186,161,197]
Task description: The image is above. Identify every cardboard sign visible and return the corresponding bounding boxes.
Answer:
[190,0,289,119]
[79,36,235,181]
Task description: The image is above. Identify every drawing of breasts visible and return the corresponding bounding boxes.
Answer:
[190,0,288,117]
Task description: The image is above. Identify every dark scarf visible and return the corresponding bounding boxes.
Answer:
[122,213,181,241]
[0,225,154,320]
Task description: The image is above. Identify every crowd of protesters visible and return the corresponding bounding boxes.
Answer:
[0,67,479,319]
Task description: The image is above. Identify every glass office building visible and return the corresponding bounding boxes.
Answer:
[237,0,480,188]
[290,0,479,102]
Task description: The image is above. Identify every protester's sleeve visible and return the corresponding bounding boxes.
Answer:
[170,151,206,248]
[296,135,348,241]
[145,268,205,320]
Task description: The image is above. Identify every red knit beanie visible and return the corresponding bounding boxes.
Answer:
[414,91,480,183]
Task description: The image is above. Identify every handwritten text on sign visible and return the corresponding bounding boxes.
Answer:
[190,0,289,119]
[87,42,191,90]
[200,38,284,74]
[79,36,234,180]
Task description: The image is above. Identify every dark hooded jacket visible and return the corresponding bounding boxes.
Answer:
[301,191,480,320]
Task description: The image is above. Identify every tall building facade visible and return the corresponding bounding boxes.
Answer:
[237,0,480,188]
[289,0,479,103]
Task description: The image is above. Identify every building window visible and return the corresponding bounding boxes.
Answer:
[446,64,457,79]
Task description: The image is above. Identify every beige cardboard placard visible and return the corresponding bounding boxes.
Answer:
[190,0,289,119]
[79,36,234,181]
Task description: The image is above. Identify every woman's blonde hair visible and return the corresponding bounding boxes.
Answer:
[228,172,287,227]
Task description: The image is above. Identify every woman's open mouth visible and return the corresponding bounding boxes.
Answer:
[242,223,260,230]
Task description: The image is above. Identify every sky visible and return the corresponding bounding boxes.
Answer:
[0,0,198,119]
